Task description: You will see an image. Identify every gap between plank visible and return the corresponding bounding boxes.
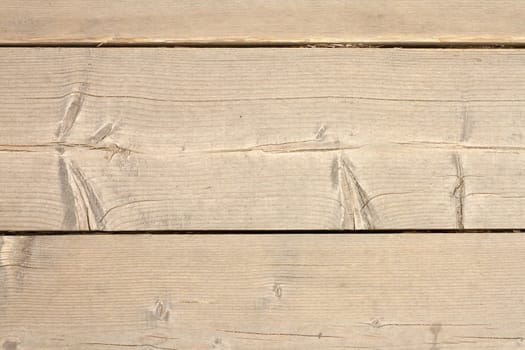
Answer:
[0,229,524,236]
[3,41,525,48]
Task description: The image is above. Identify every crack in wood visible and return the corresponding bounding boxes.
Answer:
[363,320,488,328]
[0,264,38,269]
[0,142,136,157]
[207,140,362,154]
[217,329,344,339]
[457,336,525,342]
[82,342,178,350]
[22,90,525,104]
[98,199,166,225]
[394,141,525,152]
[3,140,522,156]
[452,154,465,229]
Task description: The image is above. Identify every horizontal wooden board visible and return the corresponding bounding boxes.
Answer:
[2,48,525,230]
[1,1,525,45]
[1,233,525,349]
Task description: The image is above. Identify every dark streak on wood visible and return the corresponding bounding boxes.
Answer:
[55,85,87,142]
[460,101,472,142]
[58,157,79,230]
[89,123,114,144]
[58,157,105,231]
[430,323,442,350]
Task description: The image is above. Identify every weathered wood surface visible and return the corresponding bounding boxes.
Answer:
[1,233,524,349]
[2,48,525,230]
[1,1,525,45]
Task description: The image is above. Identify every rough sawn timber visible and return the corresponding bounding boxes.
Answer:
[1,48,525,230]
[1,233,525,349]
[1,1,525,45]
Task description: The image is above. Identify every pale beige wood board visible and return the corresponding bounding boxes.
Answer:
[1,233,525,349]
[1,1,525,44]
[2,48,525,230]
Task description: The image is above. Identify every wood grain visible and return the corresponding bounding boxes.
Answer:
[1,233,525,349]
[2,48,525,230]
[1,1,525,45]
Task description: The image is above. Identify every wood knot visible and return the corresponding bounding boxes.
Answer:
[2,340,19,350]
[272,283,283,299]
[149,299,171,322]
[211,337,230,350]
[369,319,382,328]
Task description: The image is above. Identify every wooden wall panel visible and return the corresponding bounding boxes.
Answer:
[1,1,525,45]
[2,3,522,350]
[1,233,524,349]
[1,48,525,230]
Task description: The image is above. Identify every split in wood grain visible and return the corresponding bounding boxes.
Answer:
[453,154,466,229]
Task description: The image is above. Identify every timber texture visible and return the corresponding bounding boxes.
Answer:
[1,0,525,45]
[2,2,525,350]
[1,48,525,230]
[1,233,525,350]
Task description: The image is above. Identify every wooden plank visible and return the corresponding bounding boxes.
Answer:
[2,48,525,230]
[1,1,525,45]
[1,233,525,349]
